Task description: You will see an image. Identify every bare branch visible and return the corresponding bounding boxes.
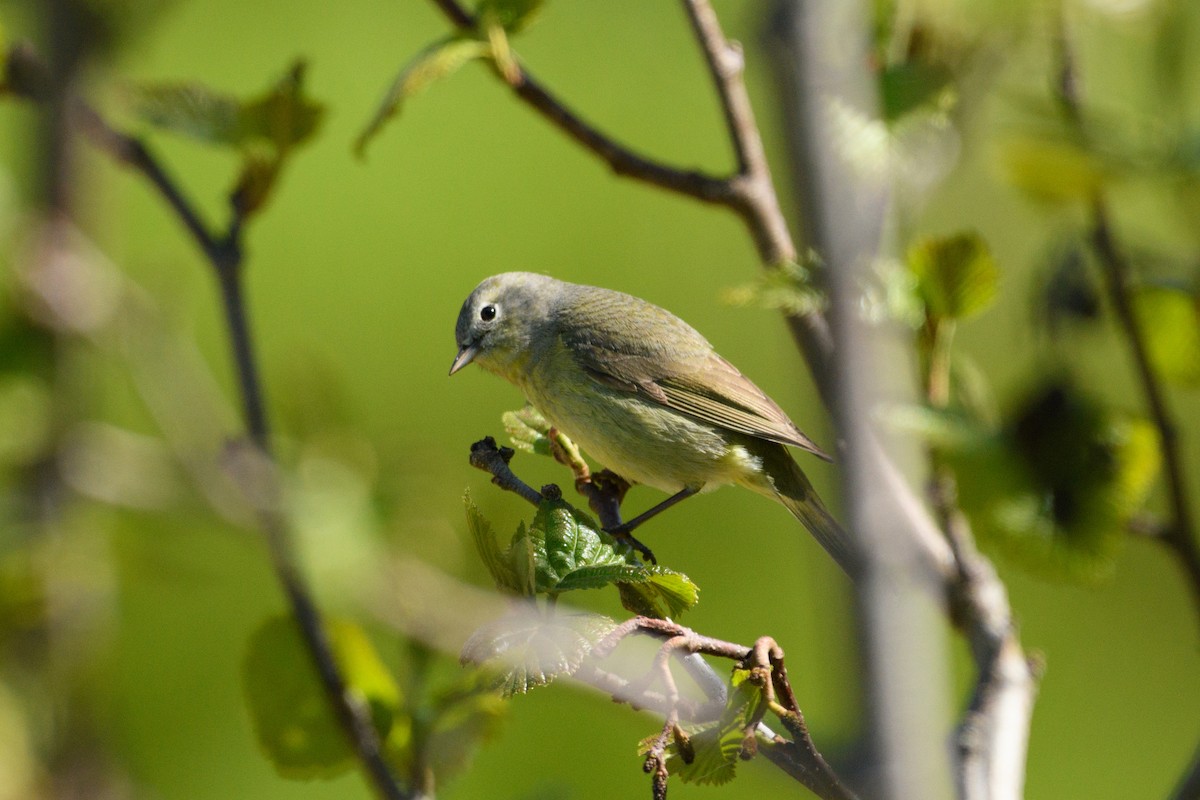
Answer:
[469,436,546,506]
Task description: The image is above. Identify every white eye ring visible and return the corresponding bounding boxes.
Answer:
[480,304,498,322]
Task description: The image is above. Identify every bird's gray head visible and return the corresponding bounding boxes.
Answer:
[450,272,565,380]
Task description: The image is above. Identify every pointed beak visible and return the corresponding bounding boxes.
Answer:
[449,342,479,376]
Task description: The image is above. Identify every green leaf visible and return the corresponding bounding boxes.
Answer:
[532,499,628,593]
[420,671,507,781]
[617,569,701,619]
[880,62,954,122]
[502,405,551,455]
[464,493,525,595]
[239,61,324,153]
[460,609,616,696]
[530,499,700,614]
[907,232,998,321]
[242,615,400,780]
[646,672,763,787]
[476,0,544,33]
[130,82,245,146]
[949,381,1161,582]
[1000,135,1108,201]
[722,256,824,318]
[355,35,490,157]
[130,60,323,153]
[882,403,990,450]
[130,61,323,219]
[1133,285,1200,386]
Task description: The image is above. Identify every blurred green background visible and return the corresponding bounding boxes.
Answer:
[1,0,1198,798]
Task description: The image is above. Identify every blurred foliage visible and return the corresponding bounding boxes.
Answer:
[0,0,1198,799]
[243,615,401,779]
[129,61,324,217]
[956,381,1160,581]
[356,0,543,156]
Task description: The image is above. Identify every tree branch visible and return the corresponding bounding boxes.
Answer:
[764,3,1033,798]
[425,0,838,388]
[1053,4,1200,624]
[5,42,410,800]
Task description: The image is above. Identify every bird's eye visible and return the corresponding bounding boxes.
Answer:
[480,304,498,322]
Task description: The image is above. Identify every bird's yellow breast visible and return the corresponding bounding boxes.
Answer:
[513,338,763,494]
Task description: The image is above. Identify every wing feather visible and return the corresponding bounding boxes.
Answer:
[557,287,831,461]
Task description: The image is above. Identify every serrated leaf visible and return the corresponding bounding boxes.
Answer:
[460,610,615,696]
[476,0,544,33]
[1001,136,1108,201]
[907,232,998,321]
[649,675,762,786]
[464,493,523,594]
[533,499,627,592]
[643,570,701,617]
[243,615,400,780]
[1132,285,1200,386]
[502,406,551,455]
[355,35,490,157]
[509,523,538,597]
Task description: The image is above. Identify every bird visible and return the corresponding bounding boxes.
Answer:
[450,272,855,574]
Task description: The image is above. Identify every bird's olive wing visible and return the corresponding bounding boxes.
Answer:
[559,292,830,460]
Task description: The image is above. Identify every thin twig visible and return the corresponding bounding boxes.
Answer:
[469,436,546,506]
[425,0,837,387]
[1054,16,1200,622]
[590,616,856,800]
[1088,206,1200,612]
[4,43,410,800]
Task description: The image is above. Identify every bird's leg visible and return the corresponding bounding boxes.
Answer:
[604,486,700,563]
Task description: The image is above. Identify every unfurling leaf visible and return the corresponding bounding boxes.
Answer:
[239,61,323,153]
[465,492,525,595]
[461,609,615,696]
[129,82,244,145]
[617,569,701,620]
[355,36,490,157]
[242,615,400,779]
[1133,284,1200,386]
[907,231,998,321]
[502,405,551,455]
[643,671,766,787]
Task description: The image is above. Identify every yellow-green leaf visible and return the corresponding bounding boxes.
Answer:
[907,231,998,321]
[464,493,525,595]
[355,36,490,157]
[1000,136,1108,201]
[1133,285,1200,386]
[242,615,400,780]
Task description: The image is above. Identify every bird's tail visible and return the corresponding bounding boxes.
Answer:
[747,444,860,576]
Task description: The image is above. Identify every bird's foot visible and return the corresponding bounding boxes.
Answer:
[603,523,657,565]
